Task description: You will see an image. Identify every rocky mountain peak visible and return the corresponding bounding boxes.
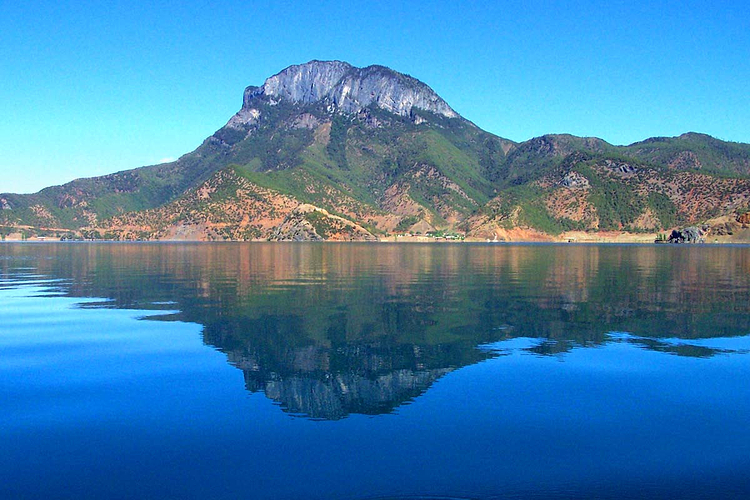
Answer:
[240,60,459,119]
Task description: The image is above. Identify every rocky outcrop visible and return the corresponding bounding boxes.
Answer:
[604,159,638,175]
[559,171,590,189]
[232,60,459,127]
[668,227,705,244]
[0,198,10,210]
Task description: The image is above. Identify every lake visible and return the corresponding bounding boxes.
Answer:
[1,242,749,499]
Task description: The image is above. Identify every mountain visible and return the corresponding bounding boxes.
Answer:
[2,60,749,242]
[623,132,750,176]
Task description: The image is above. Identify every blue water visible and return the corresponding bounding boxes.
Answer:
[1,243,749,499]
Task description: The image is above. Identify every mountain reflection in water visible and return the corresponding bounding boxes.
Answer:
[1,242,749,420]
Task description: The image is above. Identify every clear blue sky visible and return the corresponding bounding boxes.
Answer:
[2,0,749,193]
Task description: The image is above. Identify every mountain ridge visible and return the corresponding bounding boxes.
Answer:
[2,60,749,242]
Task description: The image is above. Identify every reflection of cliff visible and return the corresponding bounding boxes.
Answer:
[217,327,482,419]
[244,368,450,420]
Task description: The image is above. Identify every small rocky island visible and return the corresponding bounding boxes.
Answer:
[668,227,705,244]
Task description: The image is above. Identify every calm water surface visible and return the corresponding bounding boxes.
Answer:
[1,243,749,499]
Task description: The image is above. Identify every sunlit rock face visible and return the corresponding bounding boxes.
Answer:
[242,60,458,119]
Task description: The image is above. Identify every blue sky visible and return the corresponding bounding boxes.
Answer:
[1,0,749,193]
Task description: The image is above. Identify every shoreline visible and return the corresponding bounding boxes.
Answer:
[4,214,749,244]
[3,237,750,245]
[3,223,750,245]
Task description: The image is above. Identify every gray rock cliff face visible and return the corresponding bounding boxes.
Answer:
[668,226,705,243]
[234,60,458,124]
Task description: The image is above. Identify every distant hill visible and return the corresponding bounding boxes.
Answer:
[2,60,749,241]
